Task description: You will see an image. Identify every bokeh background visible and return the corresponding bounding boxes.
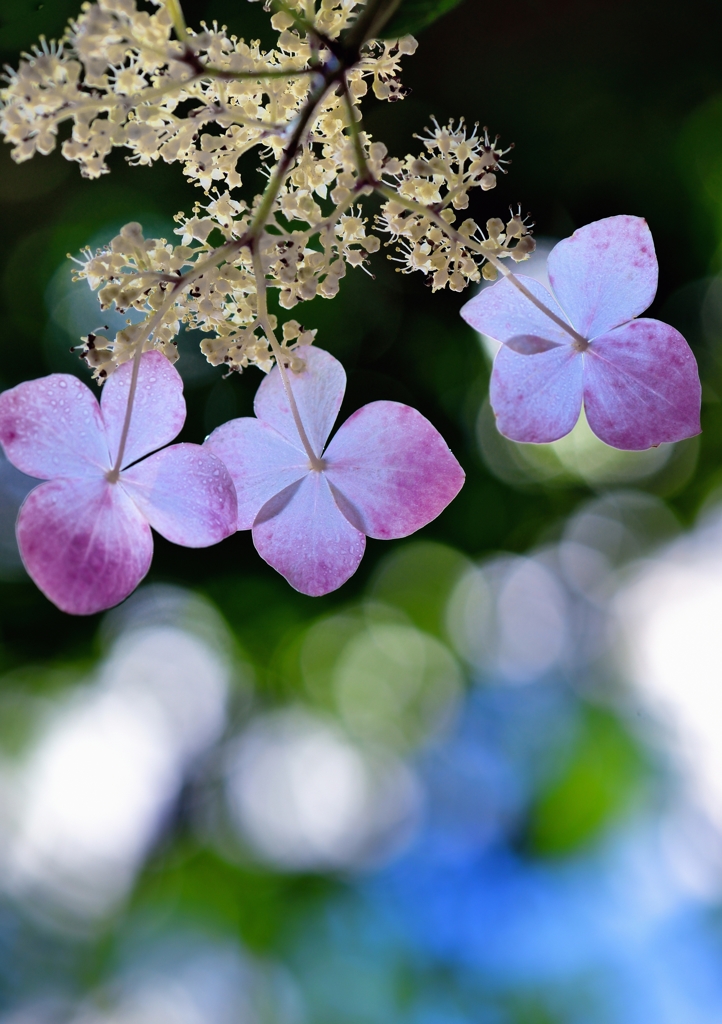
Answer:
[2,0,722,1020]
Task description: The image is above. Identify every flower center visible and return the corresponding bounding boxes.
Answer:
[572,337,590,353]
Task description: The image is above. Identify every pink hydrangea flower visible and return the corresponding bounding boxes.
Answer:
[460,215,702,450]
[0,352,237,615]
[204,346,465,596]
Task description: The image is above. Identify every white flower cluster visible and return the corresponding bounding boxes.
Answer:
[1,0,534,379]
[376,120,535,291]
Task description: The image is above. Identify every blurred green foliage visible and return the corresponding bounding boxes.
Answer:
[525,709,646,857]
[378,0,464,37]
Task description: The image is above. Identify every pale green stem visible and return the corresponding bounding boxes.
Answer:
[252,249,324,470]
[164,0,190,41]
[375,183,587,347]
[105,237,231,481]
[105,294,176,481]
[341,80,372,183]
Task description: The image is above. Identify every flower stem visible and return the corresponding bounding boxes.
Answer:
[252,249,324,470]
[164,0,189,42]
[373,183,588,347]
[105,291,180,481]
[341,80,372,184]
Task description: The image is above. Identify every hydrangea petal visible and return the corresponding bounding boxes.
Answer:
[323,401,465,540]
[120,442,237,546]
[0,374,109,479]
[101,351,186,468]
[490,343,584,444]
[253,472,365,597]
[16,476,152,615]
[583,319,702,450]
[254,347,346,457]
[547,215,658,339]
[460,276,573,348]
[204,418,308,530]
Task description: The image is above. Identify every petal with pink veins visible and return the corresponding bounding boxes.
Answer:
[490,343,584,444]
[548,215,658,339]
[254,347,346,456]
[101,351,186,468]
[16,476,152,615]
[253,472,365,597]
[120,442,238,546]
[204,418,309,530]
[460,276,573,348]
[0,374,109,479]
[583,318,702,450]
[323,401,465,540]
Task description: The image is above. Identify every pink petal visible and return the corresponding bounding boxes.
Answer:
[253,347,346,457]
[0,374,109,479]
[460,276,573,348]
[547,215,658,339]
[120,443,237,546]
[505,336,565,355]
[204,418,308,530]
[101,351,186,469]
[490,343,584,444]
[583,318,702,450]
[323,401,465,540]
[16,477,152,615]
[252,472,365,597]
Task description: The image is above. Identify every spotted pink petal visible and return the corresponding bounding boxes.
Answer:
[101,351,186,469]
[0,374,109,479]
[254,347,346,457]
[547,215,658,339]
[16,476,153,615]
[460,275,573,349]
[583,319,702,450]
[120,442,238,546]
[323,401,465,540]
[490,344,584,444]
[204,418,308,530]
[252,472,365,597]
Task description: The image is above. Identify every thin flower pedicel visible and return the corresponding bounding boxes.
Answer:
[460,215,702,450]
[204,347,465,596]
[0,352,237,615]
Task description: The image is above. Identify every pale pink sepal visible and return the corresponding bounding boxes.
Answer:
[490,344,584,444]
[583,319,702,450]
[460,275,572,349]
[0,374,110,479]
[253,347,346,457]
[324,401,466,539]
[101,351,186,468]
[120,443,238,546]
[16,476,153,615]
[253,472,366,597]
[547,215,658,339]
[204,418,308,530]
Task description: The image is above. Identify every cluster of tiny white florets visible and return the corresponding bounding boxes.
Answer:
[376,119,535,291]
[1,0,535,379]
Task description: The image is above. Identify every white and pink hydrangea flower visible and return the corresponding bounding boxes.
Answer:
[204,346,465,597]
[461,215,702,450]
[0,352,237,615]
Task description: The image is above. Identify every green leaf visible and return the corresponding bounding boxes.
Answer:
[378,0,465,38]
[525,709,645,857]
